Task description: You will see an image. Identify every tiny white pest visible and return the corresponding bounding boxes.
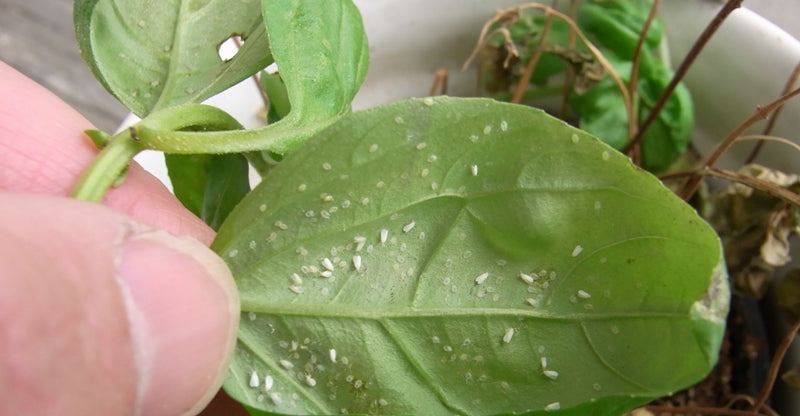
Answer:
[305,374,317,387]
[519,273,535,284]
[543,370,559,380]
[249,371,260,388]
[279,359,294,370]
[322,258,335,271]
[470,164,479,176]
[354,236,367,251]
[380,228,389,244]
[541,356,548,370]
[577,289,592,299]
[571,245,583,257]
[475,272,489,285]
[268,392,282,405]
[329,349,337,363]
[353,255,362,271]
[503,328,515,343]
[402,221,416,233]
[545,401,561,411]
[264,375,274,391]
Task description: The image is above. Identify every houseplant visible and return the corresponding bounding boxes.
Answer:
[69,0,800,414]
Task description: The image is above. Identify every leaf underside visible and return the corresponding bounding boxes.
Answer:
[74,0,270,117]
[213,97,728,415]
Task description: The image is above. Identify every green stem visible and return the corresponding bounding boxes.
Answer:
[71,104,243,202]
[135,115,340,155]
[71,128,143,202]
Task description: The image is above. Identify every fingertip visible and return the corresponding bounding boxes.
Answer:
[116,230,239,416]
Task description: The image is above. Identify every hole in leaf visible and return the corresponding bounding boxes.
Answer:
[217,34,244,62]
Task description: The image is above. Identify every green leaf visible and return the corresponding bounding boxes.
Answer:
[127,0,370,158]
[261,0,368,125]
[213,97,728,415]
[166,153,250,231]
[74,0,271,116]
[578,0,663,60]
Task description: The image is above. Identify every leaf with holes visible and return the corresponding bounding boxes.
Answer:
[213,97,728,415]
[74,0,271,116]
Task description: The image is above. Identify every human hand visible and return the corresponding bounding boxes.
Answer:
[0,61,242,415]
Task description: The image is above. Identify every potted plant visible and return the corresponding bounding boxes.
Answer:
[68,0,800,414]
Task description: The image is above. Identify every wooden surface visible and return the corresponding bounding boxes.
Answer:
[0,0,798,133]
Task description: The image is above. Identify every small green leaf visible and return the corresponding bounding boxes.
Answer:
[74,0,271,116]
[214,97,727,415]
[261,0,368,125]
[166,153,250,231]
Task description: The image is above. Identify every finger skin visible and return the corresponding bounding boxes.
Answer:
[0,61,214,245]
[0,192,239,416]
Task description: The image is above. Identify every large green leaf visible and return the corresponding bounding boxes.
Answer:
[74,0,271,116]
[213,97,728,415]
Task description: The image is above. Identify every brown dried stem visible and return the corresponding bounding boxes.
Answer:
[464,3,633,125]
[624,0,743,154]
[511,14,554,103]
[750,319,800,413]
[678,85,800,200]
[745,60,800,163]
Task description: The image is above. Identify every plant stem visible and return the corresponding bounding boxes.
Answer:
[645,405,763,415]
[678,86,800,200]
[626,0,661,165]
[750,319,800,413]
[511,14,553,104]
[745,60,800,163]
[624,0,743,154]
[70,104,244,201]
[71,128,143,202]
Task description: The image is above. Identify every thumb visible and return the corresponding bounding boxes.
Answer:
[0,192,239,416]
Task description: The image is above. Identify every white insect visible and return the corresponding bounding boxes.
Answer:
[475,272,489,285]
[290,273,303,285]
[279,359,294,370]
[402,221,416,233]
[288,285,303,294]
[543,370,559,380]
[470,164,479,176]
[519,273,535,284]
[571,245,583,257]
[305,374,317,387]
[268,392,282,405]
[526,298,539,307]
[321,258,335,271]
[541,356,548,370]
[329,349,337,363]
[545,401,561,411]
[249,371,260,388]
[264,375,274,391]
[354,236,367,251]
[577,290,592,299]
[353,255,362,271]
[320,270,333,278]
[503,328,515,343]
[380,228,389,244]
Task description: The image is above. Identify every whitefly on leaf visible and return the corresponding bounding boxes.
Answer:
[212,97,728,415]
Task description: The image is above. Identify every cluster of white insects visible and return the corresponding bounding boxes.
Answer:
[236,119,613,413]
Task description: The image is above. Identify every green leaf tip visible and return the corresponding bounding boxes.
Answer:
[214,97,728,415]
